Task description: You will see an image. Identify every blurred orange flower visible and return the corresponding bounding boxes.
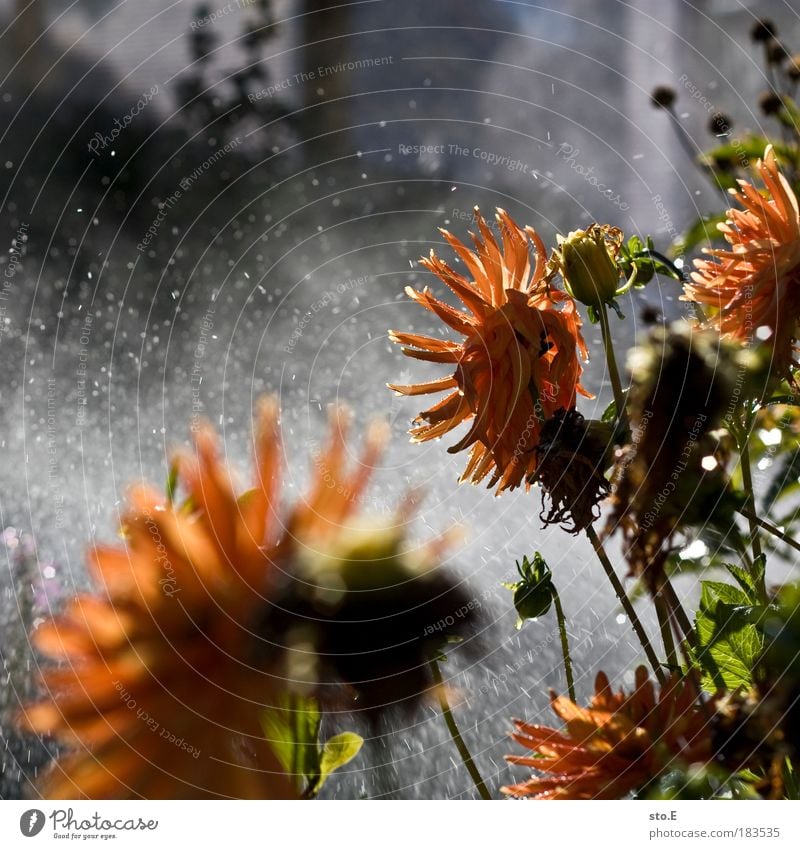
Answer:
[684,144,800,382]
[389,208,589,493]
[20,400,294,799]
[503,667,714,799]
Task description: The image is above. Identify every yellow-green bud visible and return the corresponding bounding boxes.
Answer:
[557,226,621,307]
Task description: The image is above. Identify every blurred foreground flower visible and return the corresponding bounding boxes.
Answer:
[683,145,800,384]
[21,402,475,797]
[268,409,477,711]
[389,207,589,493]
[20,400,294,799]
[503,667,715,799]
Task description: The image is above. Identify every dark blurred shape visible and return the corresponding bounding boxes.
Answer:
[750,18,778,43]
[650,85,676,109]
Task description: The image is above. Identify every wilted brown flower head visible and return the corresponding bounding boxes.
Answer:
[533,409,613,533]
[605,324,753,585]
[389,207,590,493]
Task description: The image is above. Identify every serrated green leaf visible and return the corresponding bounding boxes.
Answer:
[695,581,764,691]
[724,563,758,600]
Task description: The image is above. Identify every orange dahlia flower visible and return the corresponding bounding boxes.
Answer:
[684,145,800,382]
[503,667,714,799]
[20,400,295,800]
[389,208,589,493]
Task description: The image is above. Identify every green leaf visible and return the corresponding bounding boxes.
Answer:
[165,461,179,504]
[673,212,727,257]
[312,732,364,794]
[783,757,800,800]
[601,399,617,423]
[724,563,758,601]
[694,581,764,692]
[260,694,322,791]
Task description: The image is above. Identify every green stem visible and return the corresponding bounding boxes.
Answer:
[661,578,697,650]
[429,658,492,800]
[551,586,576,702]
[598,301,627,428]
[586,526,666,684]
[738,506,800,556]
[738,427,767,602]
[654,589,679,672]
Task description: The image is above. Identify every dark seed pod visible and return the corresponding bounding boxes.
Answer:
[750,18,777,43]
[708,112,733,136]
[758,91,784,116]
[650,86,676,109]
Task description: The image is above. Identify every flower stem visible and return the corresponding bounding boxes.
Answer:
[737,506,800,555]
[551,586,576,702]
[654,589,679,672]
[585,526,666,685]
[598,301,627,427]
[429,657,492,800]
[737,427,767,602]
[661,578,697,650]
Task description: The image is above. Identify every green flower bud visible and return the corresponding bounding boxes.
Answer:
[556,225,622,307]
[513,581,552,621]
[504,552,554,629]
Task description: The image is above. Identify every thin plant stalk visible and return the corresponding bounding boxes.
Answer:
[654,590,679,672]
[737,425,767,603]
[738,506,800,555]
[586,526,666,685]
[661,578,697,650]
[429,657,492,800]
[551,586,576,702]
[598,301,627,426]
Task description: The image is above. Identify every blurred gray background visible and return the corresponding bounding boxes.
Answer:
[0,0,796,799]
